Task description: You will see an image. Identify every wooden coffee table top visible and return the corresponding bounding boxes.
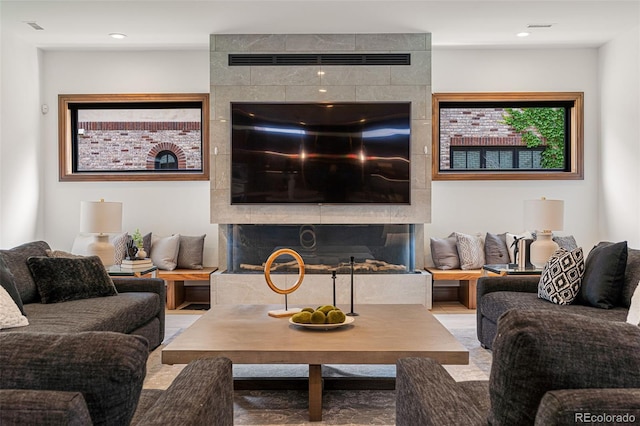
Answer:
[162,304,468,366]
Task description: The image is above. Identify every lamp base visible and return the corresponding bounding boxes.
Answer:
[530,232,559,268]
[86,234,115,267]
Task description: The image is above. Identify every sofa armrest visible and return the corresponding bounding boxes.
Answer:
[0,390,92,426]
[396,357,486,426]
[135,357,234,426]
[112,277,165,297]
[0,332,148,426]
[535,388,640,426]
[477,276,540,300]
[489,310,640,426]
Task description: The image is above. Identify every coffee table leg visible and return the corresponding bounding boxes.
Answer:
[309,364,322,421]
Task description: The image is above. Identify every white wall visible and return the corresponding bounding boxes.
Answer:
[39,50,219,265]
[429,48,601,255]
[598,25,640,247]
[0,33,43,247]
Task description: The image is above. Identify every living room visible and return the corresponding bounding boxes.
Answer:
[1,1,639,424]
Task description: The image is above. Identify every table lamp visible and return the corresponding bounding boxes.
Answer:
[524,197,564,268]
[80,199,122,267]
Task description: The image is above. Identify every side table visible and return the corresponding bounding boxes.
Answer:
[482,264,543,277]
[107,265,158,278]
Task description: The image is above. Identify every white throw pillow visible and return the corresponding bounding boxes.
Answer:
[151,234,181,270]
[455,232,485,270]
[0,285,28,330]
[506,231,533,263]
[626,281,640,326]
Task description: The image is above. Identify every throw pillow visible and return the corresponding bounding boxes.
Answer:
[430,235,460,270]
[45,249,84,258]
[621,248,640,309]
[455,232,485,270]
[484,232,510,264]
[552,235,578,251]
[177,234,206,270]
[26,256,117,304]
[577,241,628,309]
[150,234,180,270]
[506,231,533,263]
[627,281,640,325]
[538,247,585,305]
[143,232,152,256]
[0,240,51,305]
[0,256,26,315]
[0,285,28,329]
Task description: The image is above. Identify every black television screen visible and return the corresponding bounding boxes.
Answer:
[231,102,411,204]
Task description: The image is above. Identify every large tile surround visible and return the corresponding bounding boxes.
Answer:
[209,33,432,307]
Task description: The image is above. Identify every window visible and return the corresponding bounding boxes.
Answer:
[58,93,209,181]
[155,151,178,170]
[432,92,584,180]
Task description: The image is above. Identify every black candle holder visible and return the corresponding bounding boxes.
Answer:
[331,270,337,308]
[347,256,358,316]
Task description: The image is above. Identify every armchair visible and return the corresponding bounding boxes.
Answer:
[0,331,233,426]
[396,309,640,426]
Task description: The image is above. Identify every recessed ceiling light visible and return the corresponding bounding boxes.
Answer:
[109,33,127,39]
[517,32,530,38]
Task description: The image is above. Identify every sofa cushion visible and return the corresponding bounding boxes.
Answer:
[0,241,50,304]
[484,232,510,264]
[430,235,460,270]
[0,256,25,315]
[0,389,92,426]
[177,234,206,270]
[480,291,629,325]
[552,234,578,251]
[3,292,162,335]
[455,232,485,270]
[0,332,148,426]
[151,234,180,270]
[622,248,640,308]
[26,256,117,304]
[578,241,628,309]
[537,247,584,305]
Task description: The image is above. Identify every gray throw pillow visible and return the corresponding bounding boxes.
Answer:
[177,235,206,270]
[538,247,585,305]
[552,235,578,251]
[578,241,628,309]
[484,232,510,264]
[150,234,180,270]
[0,241,50,304]
[430,235,460,270]
[26,256,117,304]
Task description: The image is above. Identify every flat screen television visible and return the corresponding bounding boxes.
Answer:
[231,102,411,204]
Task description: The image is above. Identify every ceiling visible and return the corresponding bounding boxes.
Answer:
[1,1,639,50]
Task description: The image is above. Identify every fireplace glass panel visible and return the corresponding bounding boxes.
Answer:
[225,224,414,274]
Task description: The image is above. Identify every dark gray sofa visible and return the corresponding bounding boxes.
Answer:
[0,241,165,350]
[477,245,639,349]
[396,309,640,426]
[0,331,233,426]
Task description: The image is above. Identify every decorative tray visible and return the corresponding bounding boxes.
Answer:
[288,316,355,330]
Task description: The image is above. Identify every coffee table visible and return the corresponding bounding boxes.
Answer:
[162,304,469,421]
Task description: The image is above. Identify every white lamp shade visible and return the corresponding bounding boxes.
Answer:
[80,200,122,234]
[524,199,564,232]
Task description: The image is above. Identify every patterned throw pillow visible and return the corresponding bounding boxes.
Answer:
[538,247,585,305]
[455,232,485,270]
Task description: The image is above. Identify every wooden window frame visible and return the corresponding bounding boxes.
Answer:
[58,93,210,181]
[432,92,584,181]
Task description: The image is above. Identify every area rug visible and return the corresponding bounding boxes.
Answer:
[144,313,491,425]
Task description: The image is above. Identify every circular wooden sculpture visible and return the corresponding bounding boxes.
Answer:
[264,248,305,295]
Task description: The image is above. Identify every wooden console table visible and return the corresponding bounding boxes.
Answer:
[157,267,217,309]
